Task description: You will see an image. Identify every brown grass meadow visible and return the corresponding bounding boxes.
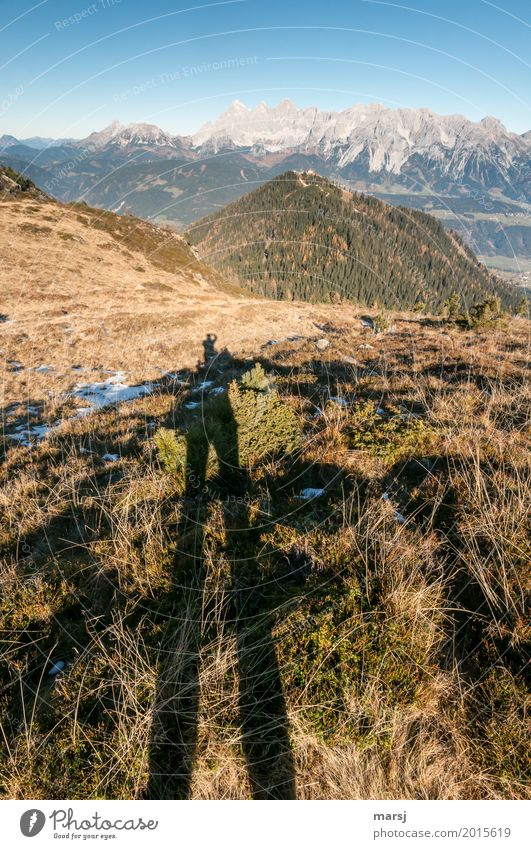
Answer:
[0,188,529,800]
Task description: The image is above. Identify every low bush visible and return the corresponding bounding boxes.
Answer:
[155,364,302,484]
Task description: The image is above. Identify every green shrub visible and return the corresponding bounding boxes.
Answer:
[467,295,505,328]
[444,293,508,329]
[155,364,302,481]
[373,314,389,333]
[154,427,187,476]
[240,362,271,392]
[516,297,529,318]
[443,292,463,322]
[347,401,438,464]
[226,373,301,467]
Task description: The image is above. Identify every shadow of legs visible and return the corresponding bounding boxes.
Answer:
[146,510,205,800]
[236,595,297,800]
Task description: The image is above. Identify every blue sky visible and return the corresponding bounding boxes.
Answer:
[1,0,531,138]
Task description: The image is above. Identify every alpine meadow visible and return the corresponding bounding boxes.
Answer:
[0,0,529,814]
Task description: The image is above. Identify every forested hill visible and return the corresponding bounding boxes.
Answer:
[186,171,519,311]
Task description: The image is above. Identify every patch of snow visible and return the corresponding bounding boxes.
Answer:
[5,370,158,451]
[102,453,120,462]
[72,373,155,409]
[184,401,200,410]
[382,492,407,524]
[8,423,54,446]
[297,487,325,500]
[160,370,184,381]
[48,661,65,676]
[35,365,53,373]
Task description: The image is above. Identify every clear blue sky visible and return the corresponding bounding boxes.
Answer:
[1,0,531,139]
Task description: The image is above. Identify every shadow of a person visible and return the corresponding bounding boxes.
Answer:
[146,337,296,800]
[202,333,218,364]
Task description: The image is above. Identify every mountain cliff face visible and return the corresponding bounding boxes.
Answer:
[186,171,519,312]
[192,100,531,198]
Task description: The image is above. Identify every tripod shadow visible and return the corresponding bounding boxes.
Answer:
[146,337,296,799]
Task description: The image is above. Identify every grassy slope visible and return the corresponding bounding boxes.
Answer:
[1,310,529,799]
[0,187,353,426]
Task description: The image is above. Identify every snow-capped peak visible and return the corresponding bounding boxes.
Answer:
[80,121,179,150]
[191,99,531,176]
[81,120,125,149]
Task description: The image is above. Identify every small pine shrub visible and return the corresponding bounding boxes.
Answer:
[443,292,463,323]
[155,364,302,481]
[226,372,301,467]
[516,297,528,318]
[465,295,505,329]
[373,314,389,334]
[240,362,270,392]
[154,427,188,481]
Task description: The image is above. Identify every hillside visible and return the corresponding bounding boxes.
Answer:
[0,164,45,198]
[0,167,349,439]
[0,167,529,801]
[186,172,520,311]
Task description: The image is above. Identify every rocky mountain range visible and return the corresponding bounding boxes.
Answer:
[1,101,530,259]
[192,100,531,194]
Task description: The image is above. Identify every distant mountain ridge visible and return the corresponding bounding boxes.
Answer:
[3,101,530,193]
[1,101,530,258]
[186,171,520,312]
[191,100,531,200]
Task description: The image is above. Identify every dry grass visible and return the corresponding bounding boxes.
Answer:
[1,309,529,800]
[0,192,529,800]
[0,193,359,409]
